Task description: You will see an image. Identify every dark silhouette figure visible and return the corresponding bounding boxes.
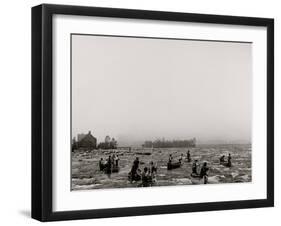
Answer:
[150,161,157,174]
[220,155,225,163]
[187,150,191,162]
[115,155,119,167]
[192,160,199,175]
[142,167,149,187]
[168,154,173,163]
[227,153,232,167]
[200,162,209,184]
[130,157,140,181]
[106,155,112,174]
[99,158,105,171]
[179,153,184,163]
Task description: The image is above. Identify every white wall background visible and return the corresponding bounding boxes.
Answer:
[0,0,278,225]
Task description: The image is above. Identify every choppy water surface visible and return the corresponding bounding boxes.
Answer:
[72,144,251,190]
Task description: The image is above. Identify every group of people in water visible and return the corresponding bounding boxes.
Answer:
[99,154,120,173]
[98,150,233,185]
[191,160,209,183]
[167,151,209,183]
[168,150,192,164]
[129,157,157,186]
[167,150,233,184]
[219,153,232,167]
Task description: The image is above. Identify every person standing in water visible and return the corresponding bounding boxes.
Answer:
[112,154,116,166]
[133,157,139,169]
[106,155,112,174]
[219,155,225,163]
[186,150,191,162]
[115,154,119,167]
[168,154,173,163]
[131,157,140,179]
[200,162,209,184]
[99,158,105,171]
[179,153,184,163]
[227,153,232,167]
[142,167,149,187]
[149,161,157,174]
[192,159,199,175]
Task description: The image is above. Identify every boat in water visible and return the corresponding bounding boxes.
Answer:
[190,173,208,184]
[167,161,181,170]
[220,161,232,167]
[99,162,120,174]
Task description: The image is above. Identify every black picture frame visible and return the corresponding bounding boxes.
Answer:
[32,3,274,222]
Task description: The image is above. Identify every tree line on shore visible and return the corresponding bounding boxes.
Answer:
[142,138,196,148]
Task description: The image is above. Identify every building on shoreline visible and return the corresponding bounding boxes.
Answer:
[72,132,118,151]
[72,131,97,150]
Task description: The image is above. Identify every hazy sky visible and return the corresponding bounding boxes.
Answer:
[72,34,252,145]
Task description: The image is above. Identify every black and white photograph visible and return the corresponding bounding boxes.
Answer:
[71,34,252,190]
[29,3,274,222]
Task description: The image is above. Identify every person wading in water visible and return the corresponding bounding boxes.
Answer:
[200,162,209,184]
[130,157,140,180]
[192,159,199,175]
[219,155,225,163]
[186,150,191,162]
[227,153,232,167]
[106,155,112,175]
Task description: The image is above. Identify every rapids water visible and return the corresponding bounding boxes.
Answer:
[71,144,251,190]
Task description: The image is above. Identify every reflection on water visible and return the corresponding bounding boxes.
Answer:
[71,144,251,190]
